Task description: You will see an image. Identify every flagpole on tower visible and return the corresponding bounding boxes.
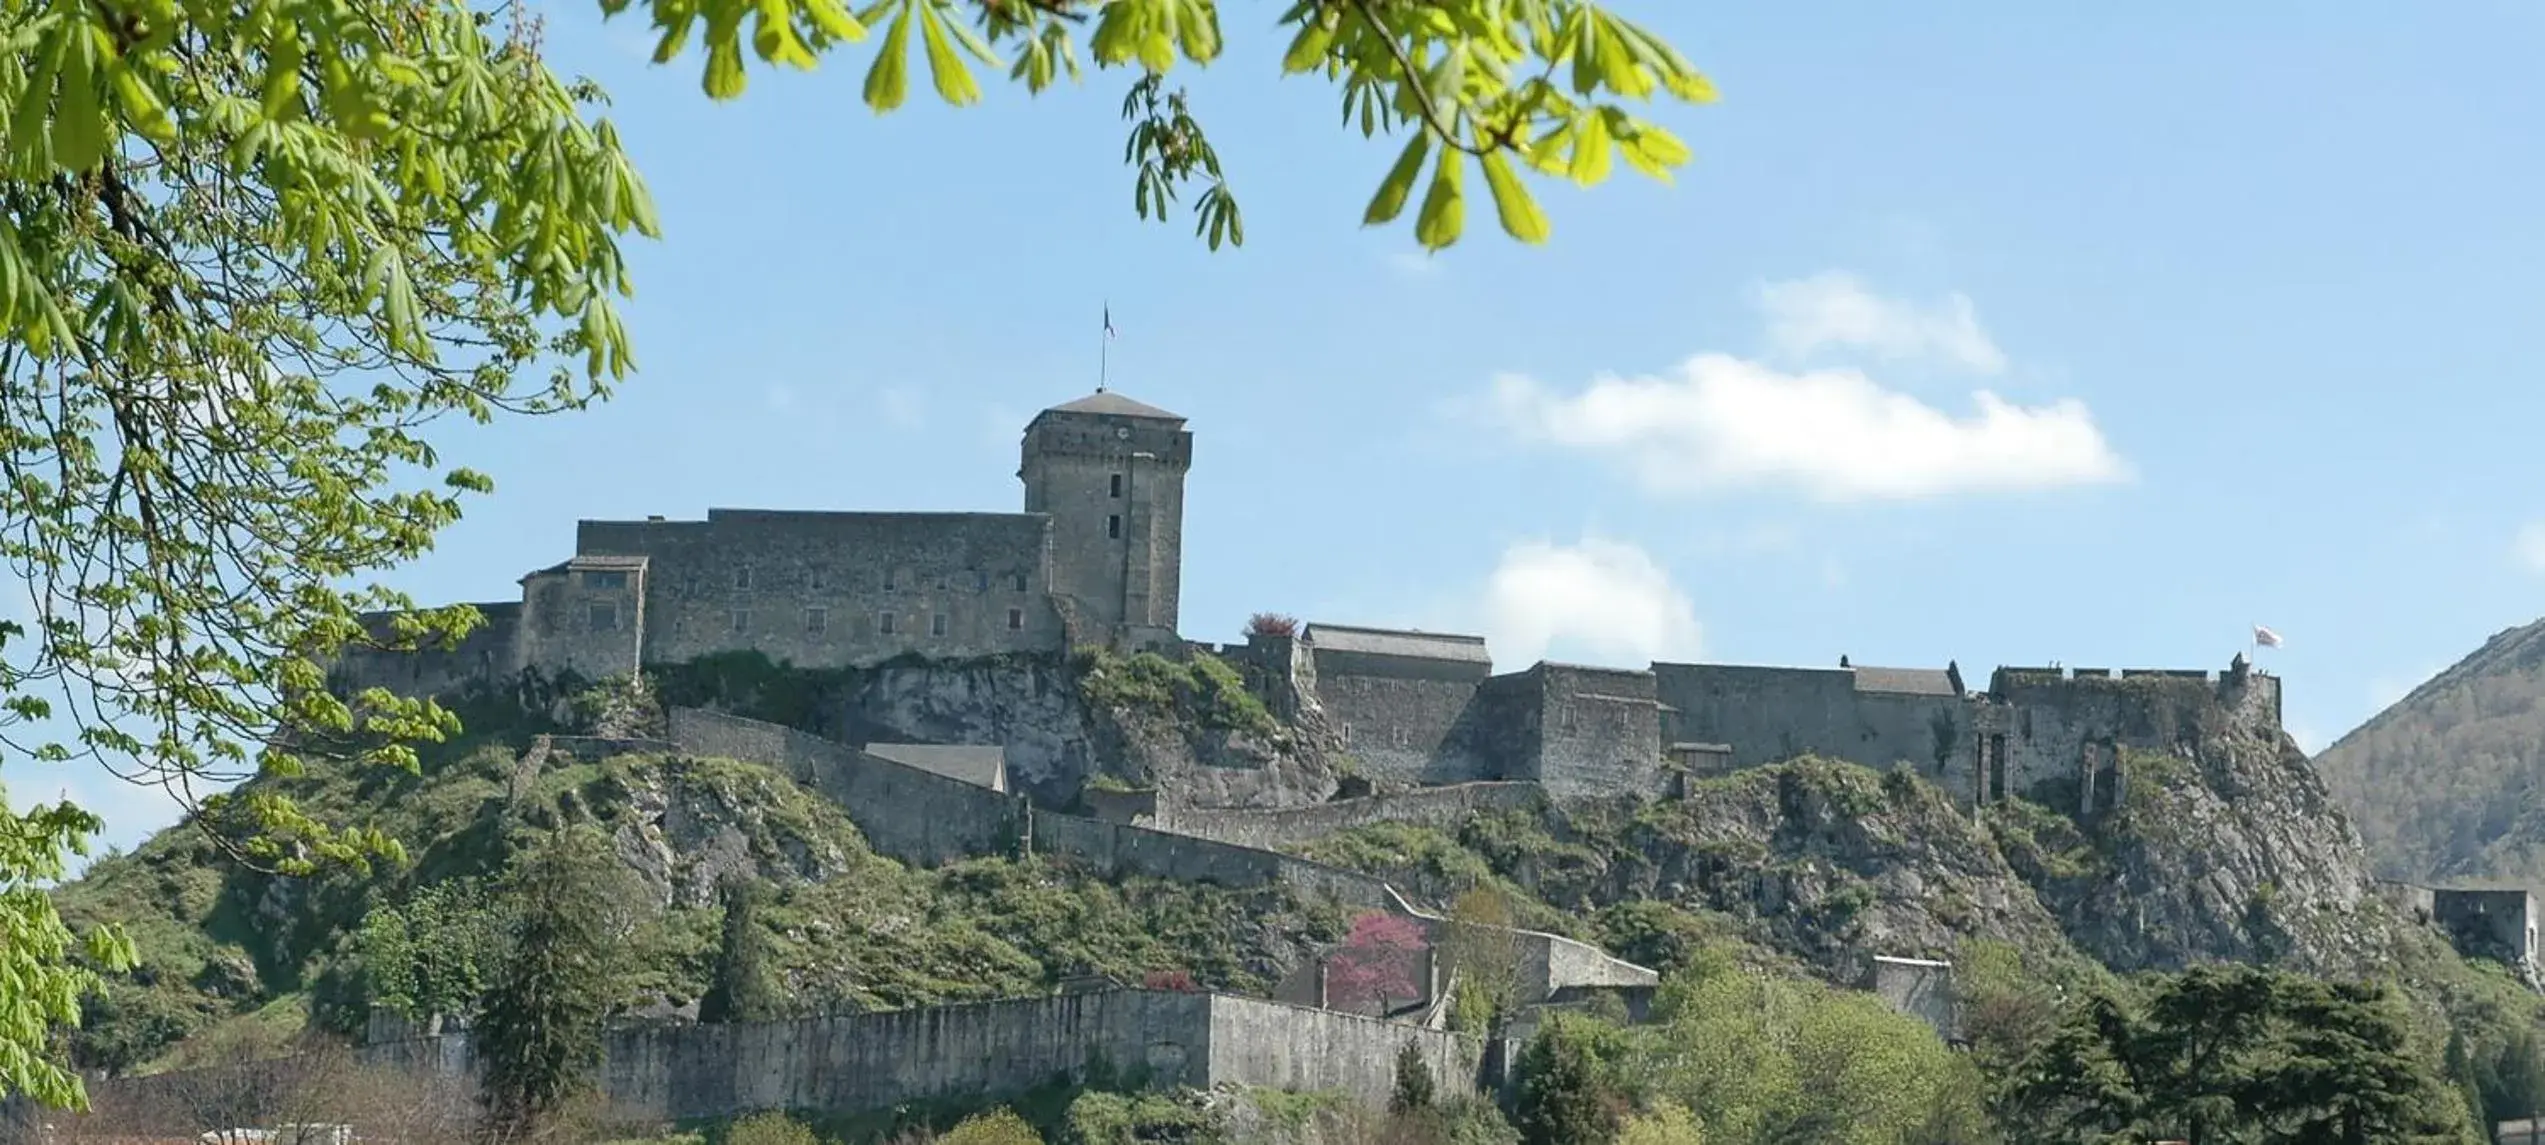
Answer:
[1099,303,1115,393]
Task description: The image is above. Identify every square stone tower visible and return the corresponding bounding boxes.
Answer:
[1019,391,1191,645]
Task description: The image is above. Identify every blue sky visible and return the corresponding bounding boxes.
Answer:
[36,2,2545,852]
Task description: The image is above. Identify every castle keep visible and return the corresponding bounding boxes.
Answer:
[340,392,1192,696]
[339,389,2290,815]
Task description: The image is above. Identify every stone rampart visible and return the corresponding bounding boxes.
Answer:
[1157,784,1547,852]
[62,991,1481,1132]
[327,601,524,700]
[1026,807,1401,911]
[1983,665,2284,808]
[668,707,1023,867]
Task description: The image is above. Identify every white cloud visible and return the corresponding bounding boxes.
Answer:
[1757,271,2007,374]
[2514,521,2545,573]
[879,386,925,429]
[1490,353,2131,502]
[1484,538,1703,668]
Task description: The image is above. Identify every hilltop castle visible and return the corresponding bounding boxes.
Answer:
[337,390,2286,816]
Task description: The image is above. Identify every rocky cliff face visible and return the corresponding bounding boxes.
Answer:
[1991,728,2402,979]
[2313,617,2545,884]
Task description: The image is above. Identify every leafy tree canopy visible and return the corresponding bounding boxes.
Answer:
[0,0,1711,1110]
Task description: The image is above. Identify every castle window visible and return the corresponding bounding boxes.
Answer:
[730,608,751,633]
[1013,573,1029,592]
[974,570,990,591]
[584,570,627,590]
[1007,608,1024,630]
[1107,514,1122,539]
[805,607,828,635]
[1110,473,1123,498]
[878,611,897,635]
[931,612,949,637]
[588,602,618,631]
[807,570,825,591]
[884,569,899,591]
[733,566,753,590]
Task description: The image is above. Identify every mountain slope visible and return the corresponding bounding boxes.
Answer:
[2314,617,2545,884]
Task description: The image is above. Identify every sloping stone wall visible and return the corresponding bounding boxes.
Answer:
[1158,784,1546,852]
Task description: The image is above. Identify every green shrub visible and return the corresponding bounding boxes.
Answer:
[721,1111,820,1145]
[1061,1090,1220,1145]
[937,1108,1046,1145]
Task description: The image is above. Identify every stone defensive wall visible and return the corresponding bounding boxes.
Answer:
[1156,783,1549,852]
[662,708,1401,910]
[668,707,1026,867]
[59,990,1483,1132]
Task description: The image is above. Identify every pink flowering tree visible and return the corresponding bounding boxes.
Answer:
[1322,912,1430,1014]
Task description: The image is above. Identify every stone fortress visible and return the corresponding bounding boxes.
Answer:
[291,389,2540,1129]
[343,387,2289,820]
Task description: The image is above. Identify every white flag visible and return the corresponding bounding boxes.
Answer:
[2253,625,2283,648]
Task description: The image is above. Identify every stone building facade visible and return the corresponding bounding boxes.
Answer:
[331,391,1192,691]
[1213,624,2288,810]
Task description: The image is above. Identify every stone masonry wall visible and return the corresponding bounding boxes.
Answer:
[1312,670,1494,786]
[66,991,1481,1132]
[580,510,1067,669]
[1026,806,1401,911]
[1985,667,2284,811]
[1651,663,1964,778]
[1156,784,1547,852]
[666,708,1022,867]
[1525,664,1665,799]
[328,601,524,699]
[516,561,648,682]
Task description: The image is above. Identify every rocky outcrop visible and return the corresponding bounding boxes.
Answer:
[1988,692,2407,978]
[656,649,1347,810]
[1599,763,2075,978]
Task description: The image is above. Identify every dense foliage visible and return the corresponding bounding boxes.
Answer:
[2003,963,2466,1144]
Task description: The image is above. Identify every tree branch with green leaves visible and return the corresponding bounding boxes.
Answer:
[606,0,1717,250]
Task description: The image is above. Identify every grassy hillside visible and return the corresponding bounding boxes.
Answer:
[49,695,1344,1075]
[2314,617,2545,883]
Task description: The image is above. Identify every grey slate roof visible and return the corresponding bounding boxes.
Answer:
[1303,623,1494,665]
[1044,391,1184,421]
[863,743,1009,792]
[1851,666,1958,696]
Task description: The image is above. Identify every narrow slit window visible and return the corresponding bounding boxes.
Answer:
[878,611,897,635]
[733,566,753,590]
[806,607,828,635]
[931,613,949,637]
[730,609,751,633]
[1107,515,1122,539]
[1110,473,1123,498]
[1007,608,1024,630]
